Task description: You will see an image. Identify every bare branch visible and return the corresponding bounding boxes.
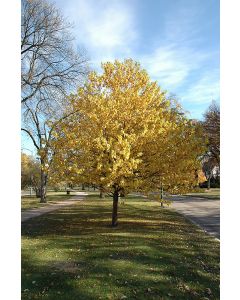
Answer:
[21,0,89,104]
[21,128,40,150]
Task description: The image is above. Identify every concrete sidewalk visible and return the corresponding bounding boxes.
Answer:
[169,195,220,239]
[21,192,88,222]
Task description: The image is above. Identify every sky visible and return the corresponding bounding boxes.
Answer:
[22,0,220,154]
[58,0,220,119]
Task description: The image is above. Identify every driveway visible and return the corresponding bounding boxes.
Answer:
[21,192,88,222]
[168,195,220,239]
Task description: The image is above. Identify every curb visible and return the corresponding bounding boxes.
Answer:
[170,207,220,242]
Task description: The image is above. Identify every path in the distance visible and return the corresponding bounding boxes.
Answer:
[168,195,220,239]
[21,192,88,222]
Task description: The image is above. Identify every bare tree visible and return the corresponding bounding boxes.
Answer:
[203,101,220,166]
[21,152,41,196]
[21,0,88,104]
[21,0,89,202]
[202,156,216,189]
[201,101,220,189]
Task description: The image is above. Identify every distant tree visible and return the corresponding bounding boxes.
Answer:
[203,101,220,166]
[21,0,89,203]
[201,101,220,189]
[202,157,216,189]
[21,153,41,196]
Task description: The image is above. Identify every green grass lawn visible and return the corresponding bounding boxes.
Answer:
[185,188,220,200]
[21,191,75,211]
[22,195,220,300]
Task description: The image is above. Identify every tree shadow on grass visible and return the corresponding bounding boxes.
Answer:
[22,199,219,300]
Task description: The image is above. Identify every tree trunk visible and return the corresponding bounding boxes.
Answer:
[40,169,47,203]
[99,186,104,198]
[112,190,119,227]
[82,183,85,190]
[35,187,41,198]
[160,183,164,207]
[207,176,211,190]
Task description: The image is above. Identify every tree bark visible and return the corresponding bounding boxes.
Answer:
[40,168,47,203]
[207,176,211,190]
[35,187,41,198]
[112,189,119,227]
[160,183,164,207]
[99,186,104,198]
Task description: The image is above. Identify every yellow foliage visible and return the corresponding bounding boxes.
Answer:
[197,169,207,184]
[51,59,206,194]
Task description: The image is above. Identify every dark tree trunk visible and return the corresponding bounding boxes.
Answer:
[99,186,104,198]
[160,183,164,207]
[40,168,47,203]
[207,177,211,190]
[66,183,71,195]
[112,190,119,227]
[35,187,41,198]
[82,183,85,190]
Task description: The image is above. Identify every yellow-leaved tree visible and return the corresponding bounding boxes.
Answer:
[52,59,205,226]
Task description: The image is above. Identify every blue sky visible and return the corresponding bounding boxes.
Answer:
[58,0,220,120]
[22,0,220,154]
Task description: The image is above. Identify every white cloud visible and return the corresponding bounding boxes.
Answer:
[140,44,212,89]
[60,0,137,65]
[181,70,220,104]
[57,0,219,118]
[138,43,219,120]
[140,46,189,88]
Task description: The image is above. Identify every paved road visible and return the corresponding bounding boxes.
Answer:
[21,192,88,222]
[168,195,220,239]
